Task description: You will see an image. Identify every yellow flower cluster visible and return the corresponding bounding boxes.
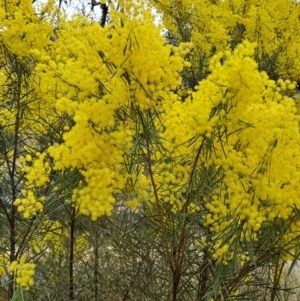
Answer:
[0,0,59,220]
[9,258,35,290]
[0,0,52,60]
[30,5,188,220]
[153,0,300,81]
[3,0,300,273]
[72,168,120,220]
[201,43,300,260]
[0,253,9,277]
[14,152,50,218]
[119,37,300,267]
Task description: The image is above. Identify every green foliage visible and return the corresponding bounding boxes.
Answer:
[1,0,300,300]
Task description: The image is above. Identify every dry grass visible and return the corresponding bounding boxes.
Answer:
[278,261,300,301]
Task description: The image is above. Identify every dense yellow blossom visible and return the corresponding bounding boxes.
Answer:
[22,4,188,220]
[14,152,50,218]
[9,258,35,290]
[146,40,300,263]
[2,2,300,296]
[0,0,53,59]
[152,0,300,82]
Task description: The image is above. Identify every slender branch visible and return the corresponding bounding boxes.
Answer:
[185,136,206,210]
[7,63,23,299]
[69,206,76,301]
[0,198,13,230]
[100,3,109,27]
[15,217,36,259]
[215,217,300,301]
[93,220,100,301]
[143,139,174,274]
[171,138,206,300]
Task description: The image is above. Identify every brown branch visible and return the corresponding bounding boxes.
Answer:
[143,139,174,274]
[69,206,76,301]
[100,3,109,27]
[0,198,13,230]
[91,0,100,10]
[171,138,206,300]
[7,65,23,299]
